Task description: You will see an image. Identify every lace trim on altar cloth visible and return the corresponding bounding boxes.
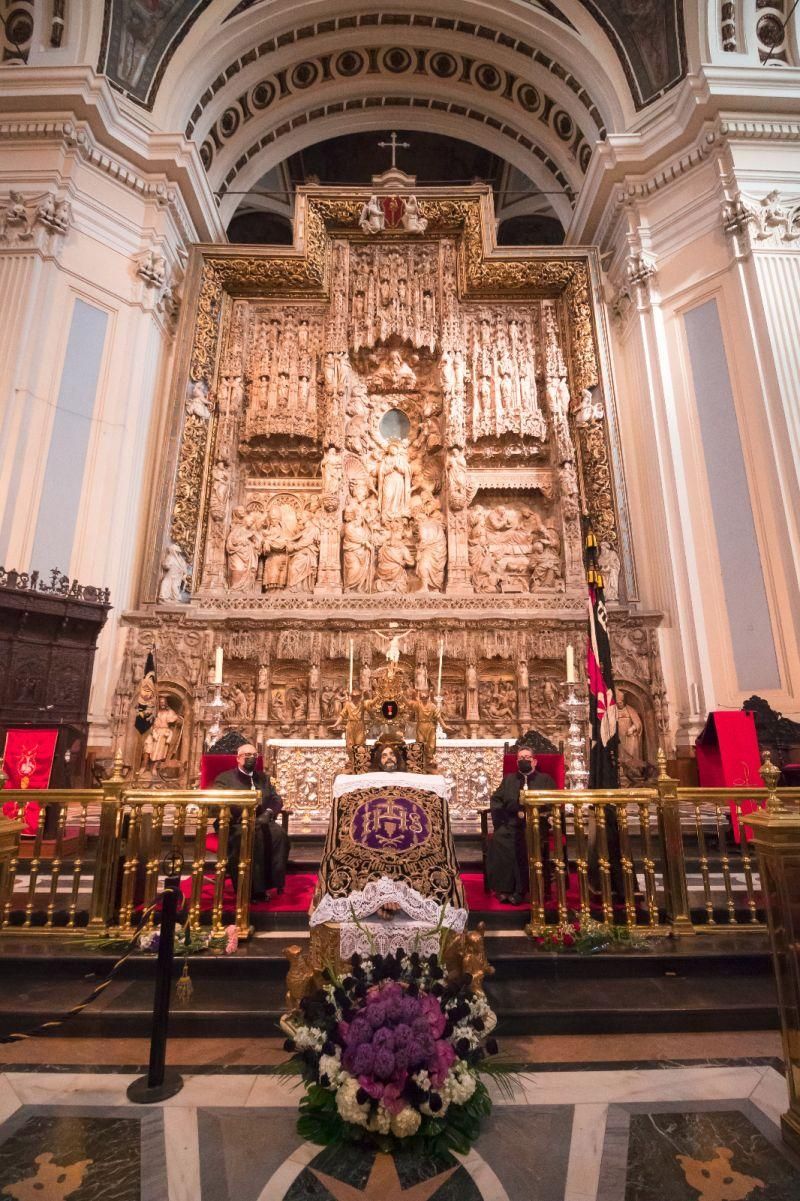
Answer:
[339,924,443,960]
[309,876,468,933]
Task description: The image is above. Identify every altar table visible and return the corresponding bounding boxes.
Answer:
[266,738,506,828]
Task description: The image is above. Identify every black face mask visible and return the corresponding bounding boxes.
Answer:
[518,759,533,775]
[241,755,257,773]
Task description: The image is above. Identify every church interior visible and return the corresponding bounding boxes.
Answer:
[2,2,800,1198]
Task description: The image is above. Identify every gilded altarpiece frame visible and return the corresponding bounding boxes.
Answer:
[115,184,666,813]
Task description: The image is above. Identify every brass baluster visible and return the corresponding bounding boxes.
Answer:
[616,802,637,930]
[595,804,614,925]
[1,799,22,929]
[572,802,592,924]
[637,801,658,927]
[523,794,545,933]
[656,751,695,935]
[67,801,89,929]
[212,805,231,936]
[693,801,715,925]
[117,803,141,933]
[738,819,760,924]
[188,806,209,931]
[235,803,253,937]
[551,803,568,925]
[45,803,68,929]
[171,800,187,865]
[23,802,48,928]
[142,803,165,928]
[715,801,737,925]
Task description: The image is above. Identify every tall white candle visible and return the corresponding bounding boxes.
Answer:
[437,638,444,695]
[348,639,354,694]
[214,645,224,685]
[566,643,575,684]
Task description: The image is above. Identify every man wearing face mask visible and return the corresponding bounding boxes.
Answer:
[213,743,289,898]
[487,748,556,905]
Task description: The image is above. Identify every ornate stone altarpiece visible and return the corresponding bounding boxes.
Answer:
[114,178,667,813]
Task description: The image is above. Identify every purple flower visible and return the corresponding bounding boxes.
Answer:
[372,1027,394,1050]
[351,1043,375,1076]
[384,991,404,1023]
[392,1023,413,1050]
[366,1002,387,1029]
[346,1017,371,1046]
[374,1048,396,1081]
[394,1045,410,1073]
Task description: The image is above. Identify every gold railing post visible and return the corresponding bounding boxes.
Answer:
[655,749,695,936]
[88,748,126,933]
[522,789,546,935]
[748,767,800,1154]
[0,810,22,930]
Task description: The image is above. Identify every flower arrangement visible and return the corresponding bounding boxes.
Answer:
[282,948,507,1155]
[137,922,239,955]
[531,915,650,953]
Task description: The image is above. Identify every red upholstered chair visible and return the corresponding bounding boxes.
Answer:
[480,750,566,889]
[198,753,291,855]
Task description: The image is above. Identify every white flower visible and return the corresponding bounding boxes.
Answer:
[390,1106,421,1137]
[319,1051,343,1089]
[367,1104,392,1134]
[335,1076,370,1127]
[294,1025,326,1052]
[446,1066,476,1105]
[411,1070,431,1091]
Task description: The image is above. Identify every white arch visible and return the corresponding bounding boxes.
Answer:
[151,0,634,135]
[215,103,577,227]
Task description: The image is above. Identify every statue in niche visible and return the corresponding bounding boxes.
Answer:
[141,695,183,775]
[344,381,372,455]
[530,538,563,589]
[480,679,517,722]
[371,348,417,391]
[411,395,443,455]
[342,502,374,592]
[360,660,372,694]
[446,448,469,510]
[321,446,342,505]
[286,686,307,721]
[375,521,415,592]
[599,542,621,601]
[285,504,321,592]
[359,195,384,235]
[439,349,455,397]
[271,688,288,722]
[576,387,605,426]
[415,660,428,692]
[547,376,574,465]
[378,439,412,521]
[226,508,259,591]
[158,541,188,603]
[320,682,336,719]
[466,663,480,720]
[209,458,230,523]
[413,495,447,592]
[401,196,428,233]
[541,679,560,715]
[617,689,644,775]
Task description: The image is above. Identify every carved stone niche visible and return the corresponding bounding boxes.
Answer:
[466,490,565,597]
[614,680,657,786]
[477,660,520,738]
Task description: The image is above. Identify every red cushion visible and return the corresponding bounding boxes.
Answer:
[199,754,264,789]
[501,751,565,790]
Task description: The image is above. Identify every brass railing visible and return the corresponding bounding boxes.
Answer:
[521,752,800,936]
[0,763,257,939]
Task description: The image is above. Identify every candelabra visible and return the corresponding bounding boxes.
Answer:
[205,684,227,748]
[560,681,589,790]
[435,693,447,742]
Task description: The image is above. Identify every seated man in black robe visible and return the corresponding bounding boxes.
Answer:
[213,743,289,898]
[487,751,556,905]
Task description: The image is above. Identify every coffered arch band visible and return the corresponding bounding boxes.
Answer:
[214,102,578,227]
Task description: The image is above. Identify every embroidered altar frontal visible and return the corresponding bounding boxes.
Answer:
[315,784,464,908]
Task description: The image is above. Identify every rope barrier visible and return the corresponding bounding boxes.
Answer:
[0,890,179,1046]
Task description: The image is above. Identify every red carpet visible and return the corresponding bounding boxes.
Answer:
[180,871,529,914]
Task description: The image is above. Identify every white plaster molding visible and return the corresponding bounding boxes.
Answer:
[0,187,72,253]
[722,187,800,255]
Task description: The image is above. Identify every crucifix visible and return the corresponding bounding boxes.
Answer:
[378,131,410,169]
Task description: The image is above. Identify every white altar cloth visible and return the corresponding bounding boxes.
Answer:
[332,771,449,800]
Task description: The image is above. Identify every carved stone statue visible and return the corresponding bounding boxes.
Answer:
[209,458,230,523]
[158,541,188,603]
[226,507,258,591]
[375,523,415,592]
[186,380,211,420]
[377,440,412,521]
[285,509,320,592]
[413,496,447,592]
[359,195,384,234]
[402,195,428,233]
[446,448,469,511]
[617,688,644,773]
[141,695,182,773]
[599,541,621,601]
[320,446,343,508]
[342,504,373,592]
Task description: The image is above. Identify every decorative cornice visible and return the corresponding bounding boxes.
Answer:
[722,187,800,256]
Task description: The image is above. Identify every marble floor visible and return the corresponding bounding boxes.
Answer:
[0,1056,797,1200]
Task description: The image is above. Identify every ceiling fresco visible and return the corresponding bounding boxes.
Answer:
[99,0,686,112]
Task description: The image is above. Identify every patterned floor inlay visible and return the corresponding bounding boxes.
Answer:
[0,1067,797,1199]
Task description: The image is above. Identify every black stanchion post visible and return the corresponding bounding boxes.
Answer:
[127,873,185,1103]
